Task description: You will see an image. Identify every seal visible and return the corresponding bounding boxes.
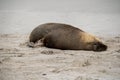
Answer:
[29,23,107,51]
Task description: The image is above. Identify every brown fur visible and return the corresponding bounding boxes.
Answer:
[30,23,83,42]
[29,23,107,51]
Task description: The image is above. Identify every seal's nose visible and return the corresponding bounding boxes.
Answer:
[101,44,107,51]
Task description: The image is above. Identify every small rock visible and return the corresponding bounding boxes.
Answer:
[42,73,47,76]
[41,50,54,55]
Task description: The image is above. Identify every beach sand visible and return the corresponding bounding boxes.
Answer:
[0,33,120,80]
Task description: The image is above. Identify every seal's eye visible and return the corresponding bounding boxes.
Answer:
[93,42,107,51]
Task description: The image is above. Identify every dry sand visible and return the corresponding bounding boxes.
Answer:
[0,34,120,80]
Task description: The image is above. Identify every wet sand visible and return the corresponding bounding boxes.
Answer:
[0,34,120,80]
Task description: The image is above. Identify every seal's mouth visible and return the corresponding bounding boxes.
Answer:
[93,42,107,51]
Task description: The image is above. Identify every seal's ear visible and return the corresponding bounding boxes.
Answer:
[93,43,98,51]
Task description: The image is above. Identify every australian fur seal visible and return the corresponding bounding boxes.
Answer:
[29,23,107,51]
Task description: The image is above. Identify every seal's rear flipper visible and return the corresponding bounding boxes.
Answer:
[28,39,44,48]
[34,39,44,48]
[27,42,35,48]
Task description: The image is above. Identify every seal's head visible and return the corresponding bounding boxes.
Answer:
[92,42,107,51]
[84,41,107,51]
[80,32,107,51]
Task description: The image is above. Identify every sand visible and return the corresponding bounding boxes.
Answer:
[0,33,120,80]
